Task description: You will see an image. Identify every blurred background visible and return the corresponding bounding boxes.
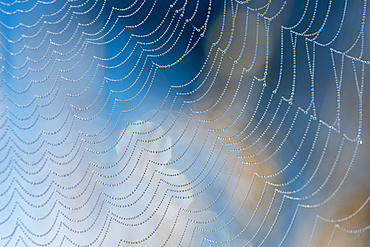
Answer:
[0,0,369,246]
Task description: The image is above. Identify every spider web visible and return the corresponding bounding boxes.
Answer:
[0,0,369,246]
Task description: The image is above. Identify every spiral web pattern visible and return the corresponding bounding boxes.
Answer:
[0,0,369,246]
